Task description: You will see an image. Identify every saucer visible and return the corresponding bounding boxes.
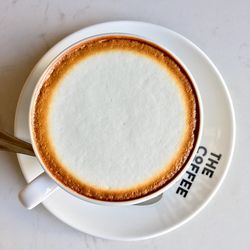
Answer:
[14,21,235,241]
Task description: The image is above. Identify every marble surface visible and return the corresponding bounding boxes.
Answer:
[0,0,248,249]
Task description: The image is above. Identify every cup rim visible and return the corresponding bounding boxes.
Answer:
[28,32,204,206]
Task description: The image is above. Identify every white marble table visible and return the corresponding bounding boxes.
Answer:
[0,0,248,249]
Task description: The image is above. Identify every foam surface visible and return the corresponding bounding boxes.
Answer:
[48,50,187,189]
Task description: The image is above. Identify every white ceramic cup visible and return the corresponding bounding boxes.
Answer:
[19,33,203,209]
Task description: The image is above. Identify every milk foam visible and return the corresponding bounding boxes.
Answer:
[48,50,186,189]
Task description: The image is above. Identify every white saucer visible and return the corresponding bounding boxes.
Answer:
[14,21,235,241]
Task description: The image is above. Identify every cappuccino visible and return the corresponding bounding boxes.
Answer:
[32,36,200,201]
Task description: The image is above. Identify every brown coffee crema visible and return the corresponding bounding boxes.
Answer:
[32,36,200,202]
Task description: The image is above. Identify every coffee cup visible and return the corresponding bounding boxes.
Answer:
[19,33,203,209]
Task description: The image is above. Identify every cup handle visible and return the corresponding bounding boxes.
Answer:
[18,172,59,209]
